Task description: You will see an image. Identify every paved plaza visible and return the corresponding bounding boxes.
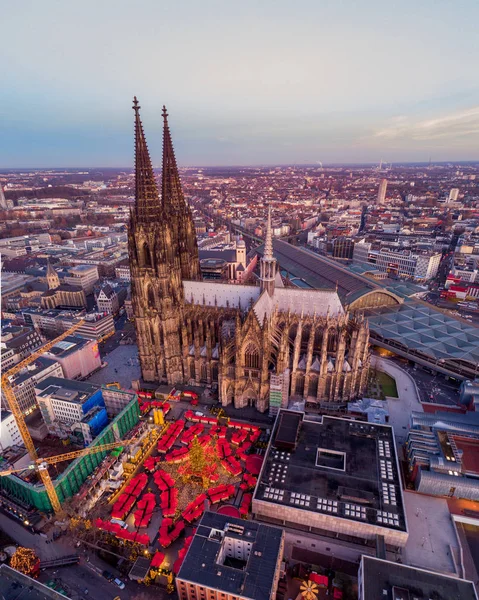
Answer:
[87,345,140,390]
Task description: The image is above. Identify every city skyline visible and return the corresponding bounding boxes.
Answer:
[2,0,479,167]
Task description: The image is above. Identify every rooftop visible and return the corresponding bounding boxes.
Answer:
[0,564,71,600]
[68,264,98,273]
[361,555,477,600]
[260,240,377,301]
[12,356,60,385]
[254,410,407,533]
[177,512,283,600]
[45,335,90,358]
[35,376,100,404]
[367,301,479,365]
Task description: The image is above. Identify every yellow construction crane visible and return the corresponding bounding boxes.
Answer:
[0,438,141,477]
[0,320,137,516]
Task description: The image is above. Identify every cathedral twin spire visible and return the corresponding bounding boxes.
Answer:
[132,97,189,222]
[132,97,161,223]
[131,97,201,281]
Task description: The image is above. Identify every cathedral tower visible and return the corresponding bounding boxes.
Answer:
[161,106,201,282]
[129,99,201,385]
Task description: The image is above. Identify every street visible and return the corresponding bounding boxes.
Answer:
[370,356,423,445]
[0,512,168,600]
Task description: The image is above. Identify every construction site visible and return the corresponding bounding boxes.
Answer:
[0,321,268,591]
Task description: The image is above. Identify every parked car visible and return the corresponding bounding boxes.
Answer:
[102,570,114,582]
[113,579,125,590]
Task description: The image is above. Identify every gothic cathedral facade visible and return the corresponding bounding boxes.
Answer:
[129,99,370,413]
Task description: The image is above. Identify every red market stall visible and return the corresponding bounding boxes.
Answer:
[165,447,189,463]
[150,551,165,569]
[144,455,162,472]
[133,492,156,528]
[157,420,185,453]
[240,473,257,490]
[180,423,204,445]
[239,493,252,516]
[182,494,207,523]
[160,487,178,517]
[208,484,235,504]
[231,429,249,445]
[310,573,329,588]
[173,533,195,574]
[221,455,242,476]
[153,469,175,491]
[245,454,263,475]
[158,518,185,548]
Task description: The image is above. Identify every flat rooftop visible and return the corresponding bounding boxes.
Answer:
[36,376,100,404]
[361,555,477,600]
[46,335,89,357]
[255,410,407,532]
[177,512,283,600]
[0,564,70,600]
[453,436,479,476]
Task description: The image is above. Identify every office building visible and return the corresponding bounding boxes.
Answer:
[377,178,388,204]
[95,283,127,314]
[176,512,284,600]
[406,410,479,499]
[42,335,101,379]
[353,241,441,281]
[1,325,42,361]
[2,356,63,416]
[64,264,99,294]
[0,184,8,211]
[0,410,22,450]
[358,555,477,600]
[253,410,408,549]
[449,188,460,202]
[35,377,108,444]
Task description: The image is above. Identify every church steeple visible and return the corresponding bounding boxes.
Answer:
[133,97,161,223]
[160,106,201,281]
[46,260,60,290]
[161,105,186,214]
[260,204,276,296]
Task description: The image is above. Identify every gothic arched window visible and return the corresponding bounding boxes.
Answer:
[244,343,260,369]
[147,286,156,309]
[327,329,338,353]
[142,242,152,268]
[295,373,305,396]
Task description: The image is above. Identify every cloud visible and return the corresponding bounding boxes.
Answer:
[374,107,479,141]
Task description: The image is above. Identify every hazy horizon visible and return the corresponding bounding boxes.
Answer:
[2,0,479,168]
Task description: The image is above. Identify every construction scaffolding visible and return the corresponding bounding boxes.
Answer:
[0,398,140,511]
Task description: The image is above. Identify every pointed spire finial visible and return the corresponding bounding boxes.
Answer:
[132,97,161,223]
[264,203,274,261]
[162,105,168,123]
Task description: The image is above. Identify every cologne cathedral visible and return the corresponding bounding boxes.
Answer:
[128,99,370,413]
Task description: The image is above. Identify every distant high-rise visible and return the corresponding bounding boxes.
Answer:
[0,184,8,211]
[377,178,387,204]
[448,188,459,202]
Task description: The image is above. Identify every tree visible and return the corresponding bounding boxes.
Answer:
[178,438,219,488]
[10,547,39,577]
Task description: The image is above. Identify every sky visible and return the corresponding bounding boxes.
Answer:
[1,0,479,167]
